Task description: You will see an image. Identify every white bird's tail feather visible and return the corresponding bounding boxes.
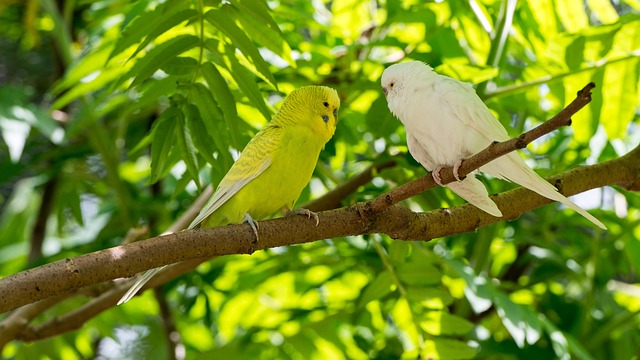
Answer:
[446,177,503,217]
[483,153,606,230]
[117,266,166,305]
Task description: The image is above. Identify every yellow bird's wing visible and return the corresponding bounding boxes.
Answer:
[188,125,281,229]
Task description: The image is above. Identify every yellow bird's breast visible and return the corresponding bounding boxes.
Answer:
[204,124,325,227]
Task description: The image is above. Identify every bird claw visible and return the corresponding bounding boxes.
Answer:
[286,208,320,226]
[453,159,464,182]
[432,165,444,186]
[244,213,259,243]
[433,162,464,184]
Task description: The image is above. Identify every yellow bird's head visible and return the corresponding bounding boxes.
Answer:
[276,85,340,143]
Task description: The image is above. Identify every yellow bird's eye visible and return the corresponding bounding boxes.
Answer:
[323,101,329,108]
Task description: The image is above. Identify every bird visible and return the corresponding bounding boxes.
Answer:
[380,61,605,229]
[118,85,340,305]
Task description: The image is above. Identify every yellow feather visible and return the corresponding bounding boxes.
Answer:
[118,85,339,305]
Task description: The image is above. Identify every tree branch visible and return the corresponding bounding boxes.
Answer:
[3,158,395,341]
[303,159,397,211]
[1,83,638,335]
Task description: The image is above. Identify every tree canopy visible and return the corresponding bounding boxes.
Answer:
[1,0,639,359]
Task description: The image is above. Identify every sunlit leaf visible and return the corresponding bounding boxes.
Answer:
[422,338,478,360]
[109,0,191,59]
[225,49,272,120]
[420,311,474,336]
[127,34,200,87]
[204,7,277,87]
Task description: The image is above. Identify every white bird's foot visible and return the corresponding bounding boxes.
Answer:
[244,212,259,242]
[285,208,319,226]
[432,165,444,186]
[453,159,464,181]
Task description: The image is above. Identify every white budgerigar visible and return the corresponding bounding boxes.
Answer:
[381,61,605,229]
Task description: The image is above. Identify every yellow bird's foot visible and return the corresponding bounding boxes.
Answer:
[285,208,319,226]
[243,212,259,243]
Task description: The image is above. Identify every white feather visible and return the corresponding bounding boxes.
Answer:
[382,61,606,229]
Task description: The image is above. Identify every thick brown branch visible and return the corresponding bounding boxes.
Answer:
[1,143,639,314]
[7,160,392,341]
[13,258,206,341]
[303,159,397,211]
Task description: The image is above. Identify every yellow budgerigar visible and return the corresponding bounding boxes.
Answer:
[118,85,340,305]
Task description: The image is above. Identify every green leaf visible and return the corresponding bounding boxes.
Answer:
[204,7,277,87]
[225,50,272,120]
[420,311,474,336]
[52,67,123,109]
[587,0,620,24]
[539,315,596,360]
[150,106,179,183]
[227,0,281,33]
[422,338,478,360]
[201,62,241,148]
[161,56,199,76]
[447,258,542,348]
[51,44,113,95]
[109,0,190,60]
[388,240,410,263]
[175,107,200,188]
[189,84,233,170]
[395,261,441,286]
[127,34,200,88]
[130,77,178,114]
[128,9,198,61]
[406,287,454,309]
[183,102,220,168]
[357,272,393,309]
[226,4,295,67]
[600,57,639,140]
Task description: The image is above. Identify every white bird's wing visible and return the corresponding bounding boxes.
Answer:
[406,132,436,170]
[438,77,511,143]
[407,133,502,217]
[437,76,605,229]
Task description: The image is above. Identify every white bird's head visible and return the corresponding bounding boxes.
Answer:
[381,61,434,116]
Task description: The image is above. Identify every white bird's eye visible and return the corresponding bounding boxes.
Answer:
[389,82,394,88]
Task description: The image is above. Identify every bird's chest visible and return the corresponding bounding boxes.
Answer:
[257,128,323,205]
[403,95,473,166]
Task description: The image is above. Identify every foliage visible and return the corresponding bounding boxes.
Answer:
[1,0,639,359]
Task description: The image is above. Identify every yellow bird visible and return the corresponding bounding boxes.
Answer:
[118,85,340,304]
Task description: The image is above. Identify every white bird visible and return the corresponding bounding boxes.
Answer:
[381,61,606,229]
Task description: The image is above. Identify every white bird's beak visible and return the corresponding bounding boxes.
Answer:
[382,87,388,98]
